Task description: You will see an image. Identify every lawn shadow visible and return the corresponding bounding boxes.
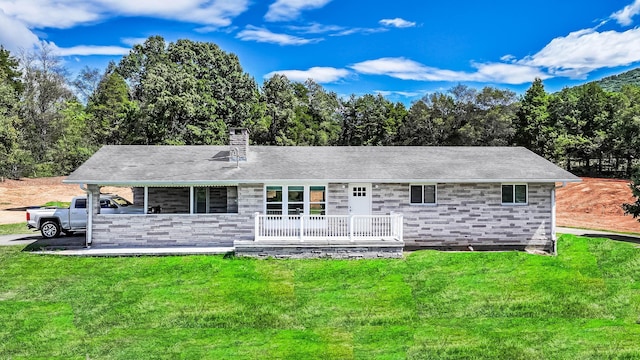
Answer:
[581,233,640,245]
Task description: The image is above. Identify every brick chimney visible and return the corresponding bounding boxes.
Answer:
[229,128,249,162]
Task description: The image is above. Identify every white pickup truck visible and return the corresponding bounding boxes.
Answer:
[26,194,144,238]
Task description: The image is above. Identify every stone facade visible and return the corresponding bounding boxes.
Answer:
[93,181,555,252]
[90,184,262,247]
[371,182,554,250]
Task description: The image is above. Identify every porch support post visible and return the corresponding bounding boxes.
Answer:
[254,212,260,242]
[143,186,148,214]
[189,186,194,214]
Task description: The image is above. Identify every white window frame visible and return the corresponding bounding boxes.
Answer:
[264,184,328,216]
[409,184,437,205]
[501,183,528,205]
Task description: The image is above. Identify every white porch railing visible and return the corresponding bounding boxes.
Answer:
[254,213,403,242]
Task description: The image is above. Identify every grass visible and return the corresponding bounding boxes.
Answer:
[0,222,31,235]
[0,234,639,359]
[41,201,70,208]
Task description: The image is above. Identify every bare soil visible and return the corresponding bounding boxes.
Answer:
[556,177,640,233]
[0,177,132,225]
[1,176,639,233]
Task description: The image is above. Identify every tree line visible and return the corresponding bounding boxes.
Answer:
[1,36,639,180]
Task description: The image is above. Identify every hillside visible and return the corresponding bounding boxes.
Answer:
[591,67,640,92]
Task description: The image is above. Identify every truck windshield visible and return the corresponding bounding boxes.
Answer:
[112,197,132,207]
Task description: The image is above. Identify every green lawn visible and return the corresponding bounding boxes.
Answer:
[0,222,31,235]
[0,235,639,359]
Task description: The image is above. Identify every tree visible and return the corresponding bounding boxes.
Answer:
[0,68,24,178]
[622,168,640,221]
[0,46,22,94]
[87,64,137,145]
[49,100,95,174]
[116,36,259,145]
[71,66,101,103]
[514,78,555,157]
[18,44,75,173]
[261,74,296,145]
[458,86,517,146]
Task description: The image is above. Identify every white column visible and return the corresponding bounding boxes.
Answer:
[144,186,149,214]
[190,186,194,214]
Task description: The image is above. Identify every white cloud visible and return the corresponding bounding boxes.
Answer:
[0,0,250,29]
[120,37,148,47]
[375,90,422,98]
[265,66,349,83]
[330,27,388,37]
[379,18,416,28]
[53,45,131,56]
[350,57,549,84]
[236,25,321,45]
[0,8,41,52]
[611,0,640,26]
[519,27,640,79]
[265,0,333,22]
[287,22,345,34]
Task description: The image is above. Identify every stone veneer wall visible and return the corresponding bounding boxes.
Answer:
[372,183,554,250]
[91,184,262,247]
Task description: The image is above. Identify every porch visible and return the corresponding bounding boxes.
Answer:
[234,213,405,258]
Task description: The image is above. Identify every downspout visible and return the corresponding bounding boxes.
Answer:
[552,182,567,255]
[79,184,92,248]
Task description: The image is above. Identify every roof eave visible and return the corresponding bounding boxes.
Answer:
[63,177,582,186]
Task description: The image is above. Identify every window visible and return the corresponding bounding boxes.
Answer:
[288,186,304,215]
[310,186,326,215]
[265,185,326,216]
[193,186,239,214]
[266,186,283,215]
[410,184,437,204]
[502,184,527,204]
[74,199,87,209]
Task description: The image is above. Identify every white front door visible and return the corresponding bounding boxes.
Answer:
[348,183,372,215]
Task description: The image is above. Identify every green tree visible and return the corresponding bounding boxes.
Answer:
[0,46,22,93]
[0,68,24,178]
[261,74,296,145]
[117,36,259,145]
[458,86,517,146]
[611,85,640,175]
[339,94,394,145]
[18,45,75,175]
[622,168,640,221]
[290,79,341,145]
[87,64,137,145]
[514,78,555,157]
[49,101,95,174]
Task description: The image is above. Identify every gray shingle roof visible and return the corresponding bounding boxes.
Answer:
[63,145,580,185]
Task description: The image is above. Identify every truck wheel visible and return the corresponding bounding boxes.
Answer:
[41,221,61,238]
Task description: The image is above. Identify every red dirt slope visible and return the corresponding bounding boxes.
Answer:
[556,177,640,233]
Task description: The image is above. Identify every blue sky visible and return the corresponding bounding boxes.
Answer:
[2,0,640,103]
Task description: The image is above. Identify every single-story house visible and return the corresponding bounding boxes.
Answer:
[64,128,580,258]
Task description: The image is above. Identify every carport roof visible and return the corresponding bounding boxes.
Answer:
[63,145,580,186]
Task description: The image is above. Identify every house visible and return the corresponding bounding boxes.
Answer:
[64,128,580,258]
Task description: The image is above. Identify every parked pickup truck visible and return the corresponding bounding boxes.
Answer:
[27,194,144,238]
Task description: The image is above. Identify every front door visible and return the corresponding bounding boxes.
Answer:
[348,183,372,215]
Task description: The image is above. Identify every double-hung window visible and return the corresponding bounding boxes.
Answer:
[501,184,527,205]
[410,184,437,205]
[265,185,326,215]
